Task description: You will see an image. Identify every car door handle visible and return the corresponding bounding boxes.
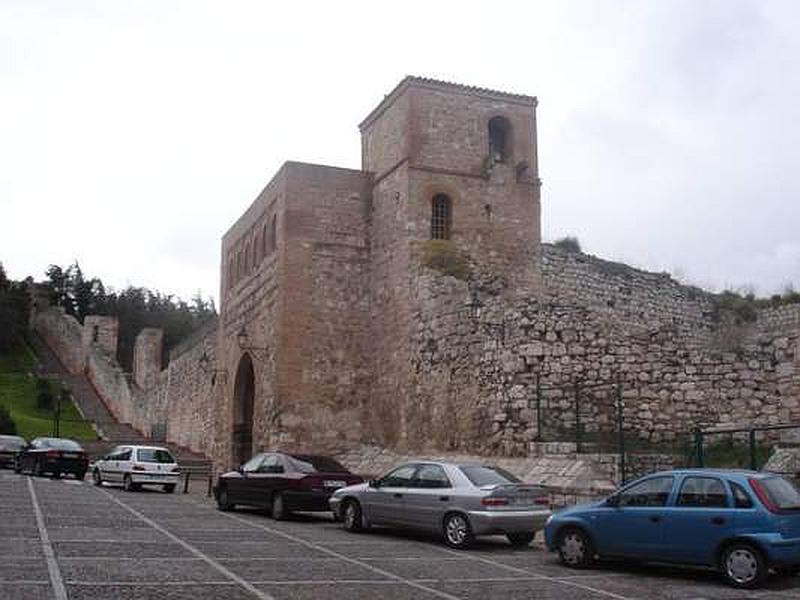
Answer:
[649,515,661,523]
[711,517,726,525]
[439,496,450,502]
[393,493,403,498]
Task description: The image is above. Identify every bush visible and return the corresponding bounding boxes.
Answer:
[553,236,582,253]
[0,405,16,435]
[36,378,54,411]
[420,240,472,281]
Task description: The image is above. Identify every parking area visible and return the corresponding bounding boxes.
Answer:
[1,470,799,600]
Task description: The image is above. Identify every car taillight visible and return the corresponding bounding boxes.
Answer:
[534,496,550,506]
[481,497,509,507]
[46,450,60,458]
[132,464,147,471]
[749,478,779,513]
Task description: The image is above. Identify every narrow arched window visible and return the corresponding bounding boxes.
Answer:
[262,224,268,258]
[431,194,452,240]
[488,116,511,163]
[228,258,234,289]
[269,215,277,253]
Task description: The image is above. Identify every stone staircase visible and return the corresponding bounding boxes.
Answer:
[28,332,212,475]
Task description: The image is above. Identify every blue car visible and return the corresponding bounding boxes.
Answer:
[544,469,800,588]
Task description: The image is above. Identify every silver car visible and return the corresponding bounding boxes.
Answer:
[329,461,551,548]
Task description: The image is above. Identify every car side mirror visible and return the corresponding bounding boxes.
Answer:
[368,479,380,488]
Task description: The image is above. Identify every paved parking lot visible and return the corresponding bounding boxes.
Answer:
[1,470,799,600]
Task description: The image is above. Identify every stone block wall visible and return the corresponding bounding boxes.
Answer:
[34,307,84,374]
[82,316,118,358]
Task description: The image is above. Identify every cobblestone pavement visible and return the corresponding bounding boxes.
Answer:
[1,470,799,600]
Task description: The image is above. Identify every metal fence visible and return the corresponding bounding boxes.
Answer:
[688,423,800,474]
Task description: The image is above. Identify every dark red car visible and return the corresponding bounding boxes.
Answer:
[215,452,363,519]
[15,437,89,480]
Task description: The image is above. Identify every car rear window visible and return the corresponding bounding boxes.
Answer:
[43,438,82,451]
[761,476,800,510]
[289,455,348,473]
[137,449,175,463]
[460,466,521,487]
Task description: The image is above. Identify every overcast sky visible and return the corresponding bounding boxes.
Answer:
[2,0,798,304]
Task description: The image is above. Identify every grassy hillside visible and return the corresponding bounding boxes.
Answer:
[0,341,97,442]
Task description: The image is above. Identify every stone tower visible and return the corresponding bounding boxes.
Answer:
[360,77,542,448]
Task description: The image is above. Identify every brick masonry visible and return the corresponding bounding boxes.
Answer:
[30,77,800,480]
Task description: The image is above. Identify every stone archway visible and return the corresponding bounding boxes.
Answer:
[232,353,255,467]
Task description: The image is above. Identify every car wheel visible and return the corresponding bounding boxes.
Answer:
[558,527,595,568]
[216,486,235,511]
[342,499,364,533]
[443,513,474,549]
[92,469,102,486]
[507,532,536,547]
[163,484,175,494]
[721,543,766,588]
[13,460,21,474]
[51,471,61,479]
[123,474,135,492]
[271,493,288,521]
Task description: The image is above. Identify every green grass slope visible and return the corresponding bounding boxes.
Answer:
[0,341,97,442]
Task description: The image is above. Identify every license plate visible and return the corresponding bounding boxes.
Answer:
[513,496,536,505]
[62,453,78,458]
[324,480,346,488]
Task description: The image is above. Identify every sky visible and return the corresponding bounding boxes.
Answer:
[1,0,798,304]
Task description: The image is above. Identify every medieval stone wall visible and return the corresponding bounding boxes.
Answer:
[403,244,800,457]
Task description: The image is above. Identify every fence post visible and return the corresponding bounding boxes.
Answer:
[535,375,543,442]
[183,471,190,494]
[616,373,626,485]
[749,429,757,471]
[694,428,705,468]
[574,378,582,454]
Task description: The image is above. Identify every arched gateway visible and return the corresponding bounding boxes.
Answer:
[232,353,255,466]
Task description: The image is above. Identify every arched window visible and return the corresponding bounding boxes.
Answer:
[262,224,268,258]
[488,116,511,163]
[228,258,234,289]
[269,215,277,253]
[430,194,452,240]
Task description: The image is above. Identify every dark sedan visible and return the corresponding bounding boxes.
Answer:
[215,452,363,519]
[0,435,27,468]
[15,437,89,480]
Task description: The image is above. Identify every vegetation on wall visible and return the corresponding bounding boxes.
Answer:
[420,240,472,281]
[43,262,216,372]
[711,287,800,325]
[553,236,582,253]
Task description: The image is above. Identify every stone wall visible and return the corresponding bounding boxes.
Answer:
[34,307,84,374]
[402,244,800,457]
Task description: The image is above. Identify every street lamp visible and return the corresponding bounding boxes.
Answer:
[198,351,227,386]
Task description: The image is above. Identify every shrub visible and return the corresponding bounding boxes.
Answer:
[0,405,16,435]
[553,236,582,253]
[36,378,54,411]
[420,240,472,281]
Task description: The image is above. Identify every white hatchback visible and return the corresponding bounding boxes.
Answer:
[92,445,180,493]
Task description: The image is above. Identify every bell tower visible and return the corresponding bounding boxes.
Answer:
[360,76,541,291]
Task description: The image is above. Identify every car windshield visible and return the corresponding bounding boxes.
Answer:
[460,465,521,487]
[0,435,25,449]
[137,449,175,463]
[761,476,800,510]
[41,438,82,451]
[289,455,348,473]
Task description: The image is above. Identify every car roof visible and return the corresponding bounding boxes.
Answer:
[123,445,172,452]
[644,468,774,479]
